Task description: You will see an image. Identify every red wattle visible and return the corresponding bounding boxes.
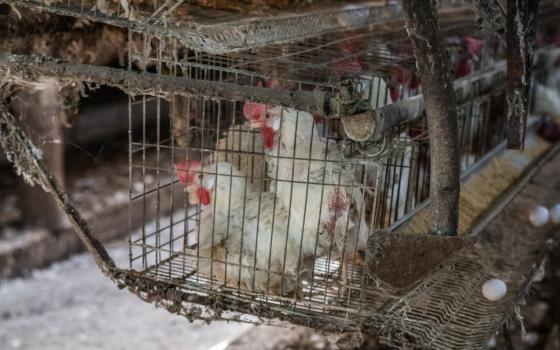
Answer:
[261,126,275,150]
[197,188,211,206]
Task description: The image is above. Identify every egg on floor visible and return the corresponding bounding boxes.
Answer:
[550,203,560,224]
[482,278,507,301]
[529,206,550,227]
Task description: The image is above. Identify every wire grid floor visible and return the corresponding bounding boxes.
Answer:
[142,249,398,325]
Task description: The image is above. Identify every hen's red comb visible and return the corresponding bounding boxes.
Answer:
[243,101,267,123]
[174,160,202,185]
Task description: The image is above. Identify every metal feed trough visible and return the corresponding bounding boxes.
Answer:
[1,1,560,348]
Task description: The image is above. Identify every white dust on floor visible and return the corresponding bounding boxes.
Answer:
[0,236,252,350]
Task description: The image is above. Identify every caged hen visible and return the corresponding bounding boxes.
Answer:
[244,103,370,296]
[175,160,310,296]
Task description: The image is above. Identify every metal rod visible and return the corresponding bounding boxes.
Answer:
[370,61,507,140]
[506,0,540,150]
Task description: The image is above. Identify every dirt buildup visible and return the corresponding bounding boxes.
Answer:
[366,232,469,290]
[0,104,48,190]
[0,4,127,125]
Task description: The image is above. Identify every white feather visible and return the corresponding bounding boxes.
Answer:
[264,107,370,264]
[532,83,560,119]
[194,162,309,296]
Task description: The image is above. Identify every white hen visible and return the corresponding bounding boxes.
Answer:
[260,107,370,295]
[533,82,560,120]
[176,160,309,296]
[215,122,266,190]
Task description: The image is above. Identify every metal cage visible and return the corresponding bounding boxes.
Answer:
[124,25,511,329]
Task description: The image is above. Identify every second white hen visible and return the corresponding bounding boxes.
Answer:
[257,107,370,295]
[176,160,310,296]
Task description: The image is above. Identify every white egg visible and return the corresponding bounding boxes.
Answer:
[528,206,550,227]
[550,203,560,224]
[482,278,507,301]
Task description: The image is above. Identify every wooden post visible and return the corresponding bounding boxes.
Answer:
[506,0,540,150]
[401,0,460,236]
[11,83,67,232]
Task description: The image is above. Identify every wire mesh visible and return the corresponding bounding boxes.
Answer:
[124,24,513,328]
[5,0,466,53]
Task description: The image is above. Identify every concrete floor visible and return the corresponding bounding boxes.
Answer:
[0,240,253,350]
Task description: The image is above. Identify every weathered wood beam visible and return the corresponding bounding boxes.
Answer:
[0,53,332,117]
[506,0,540,150]
[402,0,460,236]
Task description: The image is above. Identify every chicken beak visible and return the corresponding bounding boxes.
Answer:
[186,185,200,205]
[249,119,264,129]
